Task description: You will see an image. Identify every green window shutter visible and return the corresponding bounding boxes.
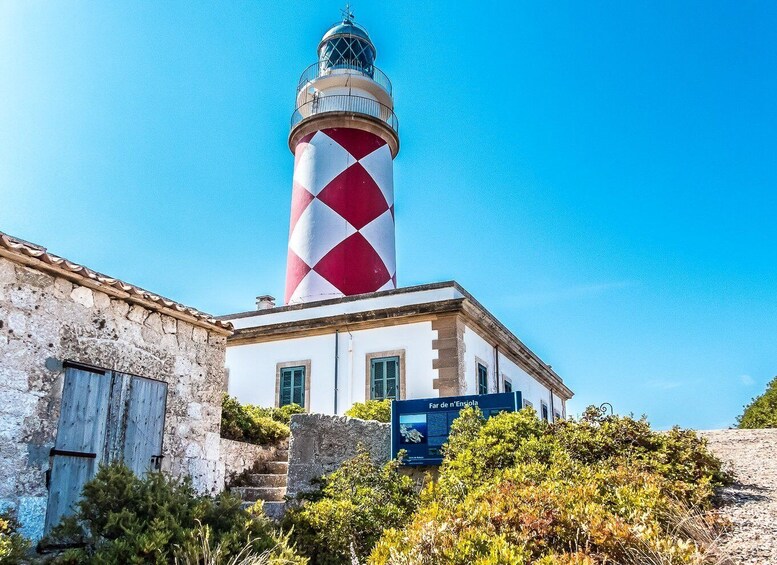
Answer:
[478,364,488,395]
[280,366,305,408]
[371,356,400,400]
[385,358,397,399]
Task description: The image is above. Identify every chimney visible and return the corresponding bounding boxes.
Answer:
[256,295,276,310]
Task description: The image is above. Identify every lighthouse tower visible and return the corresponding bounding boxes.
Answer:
[284,10,399,304]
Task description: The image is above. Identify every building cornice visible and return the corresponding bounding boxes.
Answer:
[226,281,573,400]
[228,298,465,345]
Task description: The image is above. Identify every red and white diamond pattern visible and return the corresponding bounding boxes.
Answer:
[285,127,396,304]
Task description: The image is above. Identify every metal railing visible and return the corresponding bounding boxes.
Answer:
[291,94,399,133]
[291,94,398,134]
[296,60,392,96]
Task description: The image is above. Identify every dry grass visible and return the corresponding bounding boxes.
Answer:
[618,501,735,565]
[174,523,300,565]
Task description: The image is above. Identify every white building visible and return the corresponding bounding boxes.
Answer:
[222,14,573,417]
[223,282,572,420]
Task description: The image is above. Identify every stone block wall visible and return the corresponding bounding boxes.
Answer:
[0,256,228,540]
[219,438,287,483]
[286,413,390,498]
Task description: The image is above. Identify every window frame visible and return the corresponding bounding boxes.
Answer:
[275,360,311,410]
[365,350,406,401]
[503,377,512,394]
[541,401,549,422]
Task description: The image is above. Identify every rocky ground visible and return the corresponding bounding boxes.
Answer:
[700,429,777,565]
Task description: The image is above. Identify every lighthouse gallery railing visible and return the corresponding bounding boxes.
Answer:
[291,94,399,134]
[296,61,392,96]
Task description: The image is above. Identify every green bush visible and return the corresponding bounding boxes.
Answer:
[45,462,305,564]
[0,509,30,564]
[344,399,391,422]
[738,376,777,428]
[369,406,731,565]
[282,450,419,565]
[221,394,304,445]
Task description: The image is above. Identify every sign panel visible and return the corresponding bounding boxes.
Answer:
[391,391,522,466]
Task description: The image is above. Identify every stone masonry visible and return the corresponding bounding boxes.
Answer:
[0,251,231,541]
[286,413,390,498]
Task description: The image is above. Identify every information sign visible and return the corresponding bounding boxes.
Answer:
[390,391,522,466]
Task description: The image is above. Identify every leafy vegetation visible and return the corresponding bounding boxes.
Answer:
[344,399,392,423]
[738,375,777,428]
[282,450,419,565]
[221,394,305,445]
[0,509,30,564]
[369,406,731,564]
[45,462,305,564]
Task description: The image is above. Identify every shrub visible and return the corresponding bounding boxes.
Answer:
[221,394,304,445]
[737,376,777,428]
[344,399,391,422]
[45,462,305,564]
[282,450,419,565]
[0,510,30,564]
[370,406,731,564]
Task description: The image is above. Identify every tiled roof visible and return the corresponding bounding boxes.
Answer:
[0,231,232,333]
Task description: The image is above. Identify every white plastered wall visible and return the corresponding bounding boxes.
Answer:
[225,320,438,415]
[461,323,560,419]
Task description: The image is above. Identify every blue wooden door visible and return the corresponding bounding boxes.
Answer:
[44,366,168,533]
[44,367,111,533]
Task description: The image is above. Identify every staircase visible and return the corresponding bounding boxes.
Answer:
[230,448,289,521]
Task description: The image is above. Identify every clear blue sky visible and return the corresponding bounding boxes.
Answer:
[2,1,775,429]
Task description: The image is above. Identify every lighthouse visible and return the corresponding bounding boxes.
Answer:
[284,9,399,304]
[224,11,573,422]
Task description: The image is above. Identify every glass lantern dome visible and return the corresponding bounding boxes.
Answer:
[317,17,376,74]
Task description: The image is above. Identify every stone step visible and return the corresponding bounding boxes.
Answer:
[273,449,289,460]
[265,460,288,474]
[246,473,287,488]
[241,500,286,521]
[232,486,286,502]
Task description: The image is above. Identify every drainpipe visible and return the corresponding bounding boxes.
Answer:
[494,344,500,392]
[348,333,354,408]
[334,330,339,415]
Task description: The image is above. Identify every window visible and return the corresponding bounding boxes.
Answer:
[523,399,533,409]
[477,363,488,395]
[554,410,562,422]
[504,379,512,393]
[280,366,305,408]
[371,356,399,400]
[541,401,549,422]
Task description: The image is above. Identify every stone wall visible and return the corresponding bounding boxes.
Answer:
[219,438,287,483]
[0,256,228,540]
[286,413,390,498]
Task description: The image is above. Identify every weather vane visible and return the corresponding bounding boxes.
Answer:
[341,3,354,22]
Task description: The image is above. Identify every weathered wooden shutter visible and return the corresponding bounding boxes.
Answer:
[44,367,111,533]
[122,376,167,476]
[45,367,168,534]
